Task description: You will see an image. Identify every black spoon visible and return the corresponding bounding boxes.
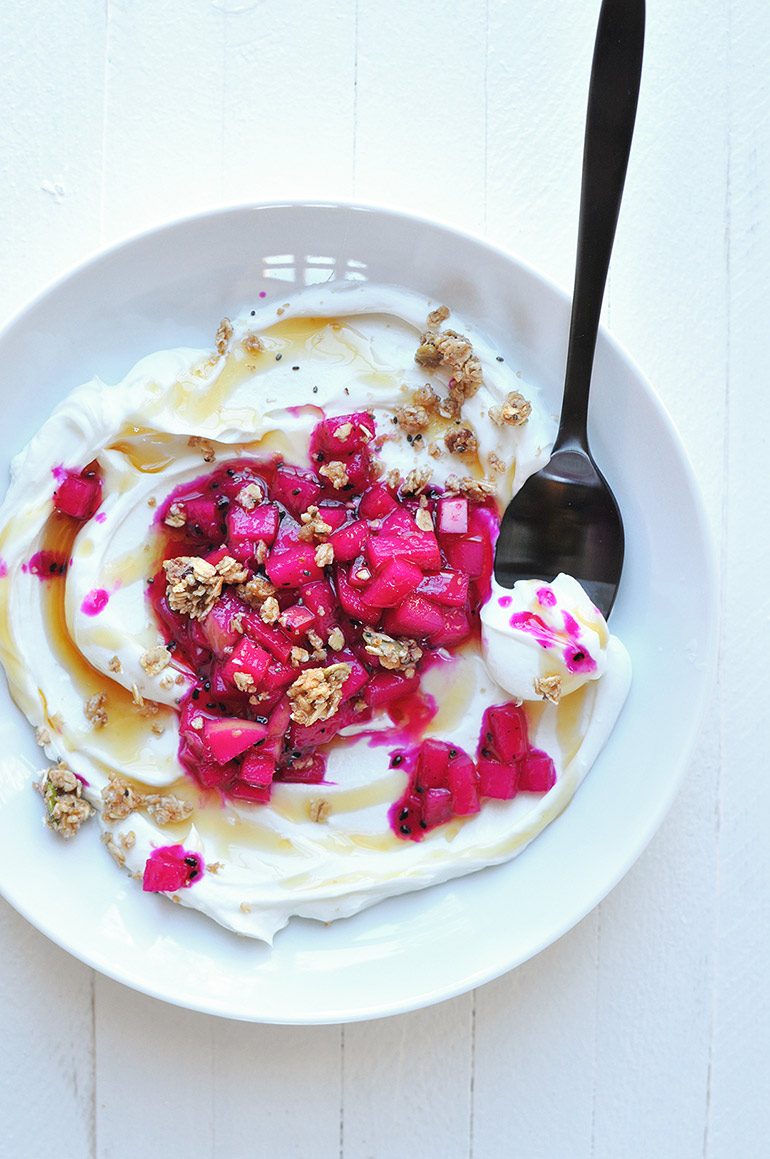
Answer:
[494,0,645,618]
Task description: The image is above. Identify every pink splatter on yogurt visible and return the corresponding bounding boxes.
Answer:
[81,588,109,616]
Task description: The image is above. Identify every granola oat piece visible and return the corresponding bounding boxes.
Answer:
[131,683,159,717]
[362,629,422,671]
[36,763,94,838]
[437,395,461,421]
[413,383,440,410]
[488,390,532,427]
[333,421,353,442]
[144,793,194,825]
[416,328,483,399]
[237,575,276,607]
[254,540,268,565]
[35,726,51,747]
[308,798,331,823]
[534,674,562,704]
[450,476,498,502]
[319,460,349,490]
[444,427,478,456]
[260,596,280,624]
[119,830,136,851]
[101,775,144,821]
[233,671,256,693]
[139,645,172,679]
[298,505,333,542]
[415,507,433,532]
[287,662,352,725]
[107,655,122,673]
[242,333,264,356]
[394,404,430,434]
[84,692,108,729]
[164,502,187,528]
[216,555,249,585]
[314,542,334,568]
[188,435,216,462]
[401,467,432,496]
[290,646,310,667]
[235,482,263,510]
[101,831,127,865]
[163,556,222,620]
[427,304,450,326]
[215,317,234,355]
[327,626,345,652]
[427,441,443,459]
[488,451,506,475]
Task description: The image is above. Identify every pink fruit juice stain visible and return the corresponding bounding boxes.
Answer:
[25,551,68,578]
[81,588,109,616]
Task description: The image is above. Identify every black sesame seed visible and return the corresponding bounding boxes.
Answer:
[399,824,411,835]
[449,749,457,759]
[573,651,585,662]
[167,641,176,651]
[210,481,219,490]
[312,385,318,394]
[496,355,504,362]
[204,681,211,691]
[292,488,300,496]
[206,702,217,710]
[399,808,409,821]
[419,820,428,829]
[192,688,200,700]
[251,310,256,316]
[184,855,198,868]
[481,748,491,759]
[392,416,399,425]
[275,353,282,361]
[227,468,235,477]
[486,731,493,742]
[49,563,57,573]
[316,451,325,462]
[292,365,300,371]
[216,496,230,510]
[391,754,403,767]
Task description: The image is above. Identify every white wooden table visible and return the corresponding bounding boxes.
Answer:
[0,2,764,1155]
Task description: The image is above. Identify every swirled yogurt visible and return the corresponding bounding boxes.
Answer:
[0,283,631,942]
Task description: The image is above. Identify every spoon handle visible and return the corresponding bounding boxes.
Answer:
[554,0,645,453]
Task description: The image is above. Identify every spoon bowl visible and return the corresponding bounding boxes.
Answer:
[494,0,644,617]
[496,445,624,617]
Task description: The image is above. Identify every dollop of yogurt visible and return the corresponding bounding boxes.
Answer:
[481,573,611,701]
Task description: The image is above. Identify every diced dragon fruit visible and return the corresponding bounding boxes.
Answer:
[328,519,369,561]
[441,535,486,578]
[416,569,469,607]
[288,699,361,751]
[477,757,519,799]
[447,751,480,815]
[481,703,529,763]
[317,503,349,531]
[53,467,102,521]
[271,467,322,518]
[202,592,248,656]
[239,750,276,786]
[142,845,203,892]
[340,451,371,493]
[220,637,270,690]
[379,507,422,537]
[422,787,453,828]
[416,738,451,788]
[192,758,238,789]
[228,780,273,803]
[429,606,472,648]
[335,652,370,700]
[518,748,557,792]
[335,567,382,625]
[362,670,420,708]
[278,753,327,783]
[361,557,424,608]
[312,411,376,454]
[242,615,294,663]
[358,484,398,520]
[265,542,323,587]
[365,533,441,572]
[204,717,269,764]
[437,495,469,535]
[301,580,338,628]
[382,593,444,639]
[184,496,225,540]
[260,659,296,693]
[227,503,280,545]
[279,604,316,638]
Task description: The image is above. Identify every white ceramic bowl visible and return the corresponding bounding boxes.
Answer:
[0,202,718,1023]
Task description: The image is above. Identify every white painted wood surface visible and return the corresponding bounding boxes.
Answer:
[0,1,764,1155]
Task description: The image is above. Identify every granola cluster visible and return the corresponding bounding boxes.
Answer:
[163,554,248,620]
[101,774,193,825]
[362,629,422,674]
[36,764,94,838]
[287,662,352,726]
